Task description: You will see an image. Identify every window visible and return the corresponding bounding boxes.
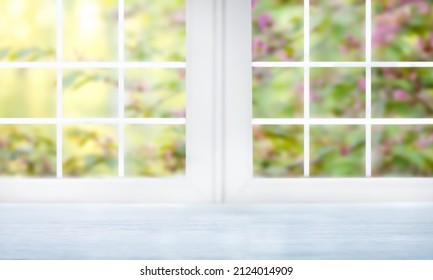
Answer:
[1,0,432,203]
[0,0,215,203]
[224,0,433,202]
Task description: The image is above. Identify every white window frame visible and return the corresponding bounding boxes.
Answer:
[0,0,217,203]
[1,0,433,204]
[223,0,433,203]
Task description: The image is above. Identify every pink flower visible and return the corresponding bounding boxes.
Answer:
[295,83,304,95]
[135,82,147,92]
[257,13,273,31]
[340,145,351,156]
[178,69,186,80]
[340,35,361,54]
[310,90,322,102]
[171,11,185,23]
[416,137,432,149]
[358,77,366,92]
[382,68,396,78]
[252,0,257,10]
[373,20,400,47]
[171,110,186,118]
[276,50,290,61]
[253,38,268,56]
[417,2,429,14]
[393,89,409,101]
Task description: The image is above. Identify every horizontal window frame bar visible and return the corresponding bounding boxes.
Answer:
[0,118,186,125]
[252,118,433,125]
[252,62,433,68]
[0,62,186,68]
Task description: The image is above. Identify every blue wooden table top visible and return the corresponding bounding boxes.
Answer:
[1,203,432,259]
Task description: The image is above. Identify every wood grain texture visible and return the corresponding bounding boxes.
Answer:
[1,203,432,259]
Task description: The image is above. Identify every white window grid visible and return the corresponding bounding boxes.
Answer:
[251,0,433,178]
[0,0,187,179]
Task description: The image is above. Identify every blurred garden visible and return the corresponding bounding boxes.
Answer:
[0,0,432,178]
[252,0,303,61]
[373,0,433,61]
[0,0,186,177]
[252,0,433,177]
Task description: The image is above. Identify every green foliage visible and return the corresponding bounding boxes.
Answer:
[372,68,433,118]
[0,125,56,177]
[0,0,56,62]
[63,125,118,177]
[253,125,304,177]
[310,0,365,61]
[253,0,304,61]
[125,125,185,177]
[63,69,118,118]
[125,69,186,118]
[373,125,433,176]
[125,0,185,61]
[253,68,303,118]
[310,67,365,117]
[0,47,55,61]
[310,125,365,177]
[373,1,433,61]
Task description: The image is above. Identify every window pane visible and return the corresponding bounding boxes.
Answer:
[253,68,303,118]
[373,1,433,61]
[252,0,304,61]
[310,67,365,118]
[125,69,185,118]
[0,69,56,118]
[373,125,433,176]
[0,125,56,177]
[310,0,365,61]
[0,0,55,61]
[63,69,118,118]
[310,125,365,177]
[63,0,118,61]
[125,0,185,61]
[63,125,118,177]
[125,125,185,177]
[253,125,304,177]
[372,67,433,118]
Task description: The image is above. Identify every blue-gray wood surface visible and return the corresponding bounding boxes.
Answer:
[1,203,432,259]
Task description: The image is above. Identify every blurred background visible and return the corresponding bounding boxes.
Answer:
[373,0,433,61]
[0,0,432,178]
[252,0,433,177]
[0,0,186,178]
[252,0,303,61]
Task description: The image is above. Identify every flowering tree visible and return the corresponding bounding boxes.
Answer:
[373,0,433,61]
[253,125,304,177]
[63,125,118,177]
[373,67,433,117]
[125,125,185,177]
[373,125,433,176]
[310,68,365,117]
[310,125,365,177]
[252,0,433,177]
[252,0,304,61]
[0,126,56,177]
[0,0,187,177]
[125,69,185,118]
[125,0,185,61]
[310,0,365,61]
[253,68,304,118]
